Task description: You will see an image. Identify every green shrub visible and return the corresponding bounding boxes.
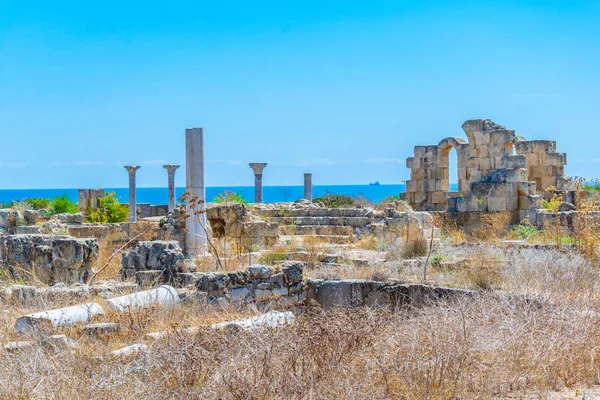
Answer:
[0,201,15,209]
[313,194,356,208]
[213,190,248,205]
[49,194,79,215]
[512,224,539,241]
[26,198,51,210]
[380,195,401,204]
[86,192,129,223]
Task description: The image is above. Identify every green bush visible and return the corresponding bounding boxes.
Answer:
[86,192,129,223]
[49,194,79,215]
[512,224,539,241]
[213,190,248,205]
[583,184,600,192]
[313,194,356,208]
[26,198,51,210]
[380,195,401,204]
[0,201,15,209]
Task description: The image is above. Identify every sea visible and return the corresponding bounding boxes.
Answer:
[0,184,460,206]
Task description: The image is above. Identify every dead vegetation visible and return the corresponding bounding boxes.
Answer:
[3,291,600,399]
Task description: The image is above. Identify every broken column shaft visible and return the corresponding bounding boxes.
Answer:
[249,163,267,203]
[304,173,312,202]
[185,128,207,255]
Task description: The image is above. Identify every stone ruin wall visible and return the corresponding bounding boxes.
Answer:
[401,119,567,223]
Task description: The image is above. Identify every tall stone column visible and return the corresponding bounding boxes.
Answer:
[249,163,267,203]
[185,128,207,255]
[124,166,140,222]
[304,173,313,202]
[163,165,180,212]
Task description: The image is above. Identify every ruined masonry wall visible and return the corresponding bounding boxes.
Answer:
[401,119,567,220]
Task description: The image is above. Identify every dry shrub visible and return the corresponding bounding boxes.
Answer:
[471,212,511,241]
[402,237,428,258]
[302,236,326,267]
[356,236,377,250]
[94,245,124,280]
[4,298,600,399]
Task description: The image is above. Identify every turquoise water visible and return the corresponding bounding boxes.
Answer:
[0,184,459,205]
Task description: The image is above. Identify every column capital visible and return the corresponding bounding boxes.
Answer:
[163,164,180,173]
[249,163,267,175]
[124,165,141,174]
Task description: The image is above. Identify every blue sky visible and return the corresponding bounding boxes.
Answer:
[1,0,599,189]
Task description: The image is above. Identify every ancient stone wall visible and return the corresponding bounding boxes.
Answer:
[0,234,99,285]
[402,119,566,222]
[515,140,567,194]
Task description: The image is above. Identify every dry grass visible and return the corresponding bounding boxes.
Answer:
[3,293,600,399]
[401,237,428,258]
[300,236,327,268]
[356,235,378,250]
[6,208,600,398]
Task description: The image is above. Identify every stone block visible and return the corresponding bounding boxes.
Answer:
[446,197,458,212]
[487,197,507,212]
[136,270,164,287]
[248,264,273,279]
[423,179,437,192]
[507,196,519,211]
[411,169,425,180]
[280,261,305,284]
[519,195,541,210]
[197,273,230,292]
[506,168,528,183]
[517,182,529,196]
[506,155,526,169]
[435,180,449,191]
[431,191,446,204]
[228,287,250,303]
[456,197,469,212]
[473,131,491,146]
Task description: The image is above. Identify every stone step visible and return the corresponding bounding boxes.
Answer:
[256,208,373,218]
[300,235,354,245]
[279,225,354,236]
[268,216,370,227]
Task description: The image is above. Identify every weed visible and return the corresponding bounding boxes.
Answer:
[512,223,539,241]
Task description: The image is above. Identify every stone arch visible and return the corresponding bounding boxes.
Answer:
[437,137,468,193]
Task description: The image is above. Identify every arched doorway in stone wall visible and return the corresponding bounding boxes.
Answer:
[438,137,469,195]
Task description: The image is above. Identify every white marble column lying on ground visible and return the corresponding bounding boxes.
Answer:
[304,173,312,202]
[185,128,207,255]
[249,163,267,203]
[163,165,180,212]
[124,166,140,222]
